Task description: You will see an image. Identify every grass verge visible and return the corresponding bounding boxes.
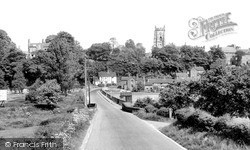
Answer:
[160,122,250,150]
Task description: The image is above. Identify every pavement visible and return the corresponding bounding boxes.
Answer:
[81,89,186,150]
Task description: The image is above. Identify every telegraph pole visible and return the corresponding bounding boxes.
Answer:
[84,56,88,107]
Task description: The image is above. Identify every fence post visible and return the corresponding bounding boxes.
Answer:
[169,108,173,119]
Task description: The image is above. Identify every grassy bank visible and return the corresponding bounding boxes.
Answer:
[160,122,250,150]
[0,91,96,150]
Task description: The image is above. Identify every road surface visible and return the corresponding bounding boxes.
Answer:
[84,89,185,150]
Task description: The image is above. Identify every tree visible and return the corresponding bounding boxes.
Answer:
[159,82,193,111]
[12,65,26,93]
[208,45,226,63]
[230,50,245,66]
[190,65,250,117]
[0,69,6,89]
[35,31,80,95]
[86,42,112,62]
[125,39,136,49]
[45,35,56,43]
[152,44,182,75]
[0,48,26,90]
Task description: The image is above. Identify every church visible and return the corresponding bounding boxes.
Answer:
[153,25,165,48]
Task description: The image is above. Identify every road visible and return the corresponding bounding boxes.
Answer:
[84,89,185,150]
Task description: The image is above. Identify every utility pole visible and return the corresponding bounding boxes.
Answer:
[84,56,88,107]
[88,80,91,104]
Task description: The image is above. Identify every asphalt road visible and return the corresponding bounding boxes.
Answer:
[84,90,185,150]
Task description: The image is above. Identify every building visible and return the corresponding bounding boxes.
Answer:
[222,46,250,65]
[145,78,175,92]
[222,47,237,65]
[118,76,136,91]
[239,49,250,65]
[27,39,50,58]
[98,72,117,85]
[153,26,165,48]
[189,66,205,81]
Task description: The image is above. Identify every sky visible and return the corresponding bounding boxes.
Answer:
[0,0,250,53]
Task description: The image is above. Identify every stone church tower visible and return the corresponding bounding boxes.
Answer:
[153,26,165,48]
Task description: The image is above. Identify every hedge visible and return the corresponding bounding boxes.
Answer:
[145,104,157,113]
[156,107,169,117]
[176,107,250,145]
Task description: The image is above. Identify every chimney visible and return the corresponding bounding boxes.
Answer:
[42,39,44,43]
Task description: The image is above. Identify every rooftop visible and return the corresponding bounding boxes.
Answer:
[98,72,116,77]
[222,47,236,53]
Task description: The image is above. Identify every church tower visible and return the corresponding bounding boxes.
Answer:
[153,25,165,48]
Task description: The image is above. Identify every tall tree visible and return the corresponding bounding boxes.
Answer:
[208,45,226,63]
[230,50,245,66]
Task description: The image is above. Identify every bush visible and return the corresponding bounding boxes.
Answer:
[223,117,250,145]
[98,83,104,87]
[156,107,169,117]
[26,80,61,105]
[74,92,85,104]
[159,82,193,111]
[133,97,155,108]
[188,109,217,131]
[214,114,231,132]
[145,104,157,113]
[175,107,196,125]
[25,90,39,103]
[134,110,161,121]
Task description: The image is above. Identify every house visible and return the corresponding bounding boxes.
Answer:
[222,47,236,65]
[189,66,205,81]
[27,39,50,59]
[145,78,175,92]
[93,77,100,85]
[222,46,250,65]
[118,76,136,91]
[98,72,117,85]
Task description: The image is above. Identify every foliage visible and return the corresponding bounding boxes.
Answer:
[144,104,157,113]
[175,107,196,125]
[231,50,246,66]
[132,81,144,92]
[160,124,249,150]
[180,45,210,71]
[26,80,61,105]
[190,65,250,117]
[208,45,226,63]
[156,107,169,117]
[133,97,155,108]
[159,82,193,111]
[188,109,217,131]
[133,109,161,121]
[86,42,112,62]
[0,69,6,89]
[152,44,183,74]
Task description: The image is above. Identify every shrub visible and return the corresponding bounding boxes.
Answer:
[188,109,217,131]
[223,117,250,145]
[214,114,231,132]
[175,107,195,125]
[74,92,85,104]
[156,107,169,117]
[98,83,104,87]
[26,80,61,105]
[159,82,193,111]
[133,97,155,108]
[145,104,157,113]
[25,90,39,103]
[134,110,161,121]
